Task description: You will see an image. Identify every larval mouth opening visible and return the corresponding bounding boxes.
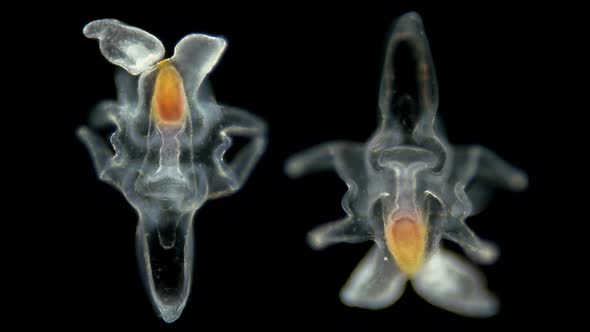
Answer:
[384,210,428,275]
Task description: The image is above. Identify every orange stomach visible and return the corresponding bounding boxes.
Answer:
[152,59,187,127]
[385,212,427,275]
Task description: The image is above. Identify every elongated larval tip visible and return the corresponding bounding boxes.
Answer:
[385,212,427,275]
[391,11,426,39]
[157,301,186,323]
[398,11,425,28]
[510,172,529,191]
[284,159,303,179]
[152,59,188,127]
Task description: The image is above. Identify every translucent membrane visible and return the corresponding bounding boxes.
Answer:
[285,12,527,317]
[78,19,267,323]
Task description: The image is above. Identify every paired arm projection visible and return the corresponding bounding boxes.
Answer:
[78,19,267,323]
[285,12,527,317]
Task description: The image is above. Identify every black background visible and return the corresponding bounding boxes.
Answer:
[3,2,588,331]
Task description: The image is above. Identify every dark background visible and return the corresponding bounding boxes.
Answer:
[3,2,588,330]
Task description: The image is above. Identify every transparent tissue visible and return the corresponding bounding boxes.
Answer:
[78,19,267,323]
[285,12,527,317]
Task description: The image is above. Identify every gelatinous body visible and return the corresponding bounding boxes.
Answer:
[285,12,527,317]
[78,19,267,323]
